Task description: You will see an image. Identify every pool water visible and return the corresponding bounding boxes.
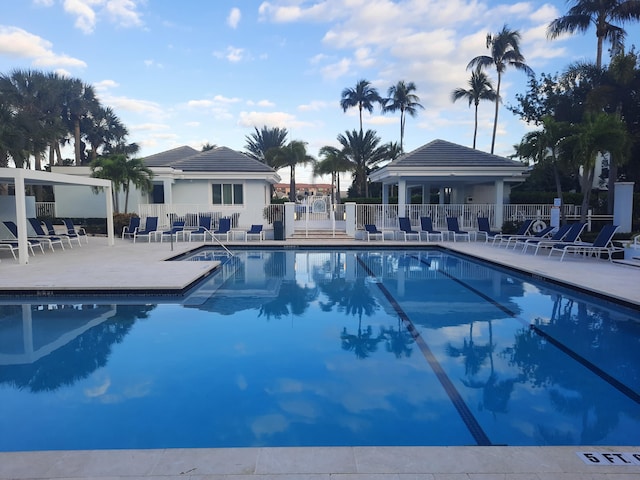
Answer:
[0,248,639,451]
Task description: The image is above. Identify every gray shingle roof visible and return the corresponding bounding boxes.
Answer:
[390,139,523,168]
[142,146,275,173]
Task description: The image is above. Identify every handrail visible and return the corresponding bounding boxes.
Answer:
[212,235,234,256]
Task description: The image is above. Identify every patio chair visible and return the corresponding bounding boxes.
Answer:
[364,224,383,241]
[445,217,471,242]
[187,215,213,242]
[63,219,89,244]
[397,217,420,241]
[122,217,140,240]
[43,219,82,247]
[245,224,264,241]
[0,240,19,260]
[475,217,500,242]
[133,216,158,243]
[518,223,580,254]
[157,220,186,242]
[27,218,67,250]
[491,219,533,246]
[2,221,45,255]
[550,224,620,261]
[211,217,231,242]
[419,217,443,241]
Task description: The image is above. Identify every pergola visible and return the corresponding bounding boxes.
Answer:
[0,168,114,264]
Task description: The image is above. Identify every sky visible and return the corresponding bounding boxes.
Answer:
[1,0,639,184]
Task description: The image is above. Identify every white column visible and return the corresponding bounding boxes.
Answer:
[14,170,29,264]
[614,182,634,233]
[284,202,295,238]
[494,179,504,229]
[398,179,407,216]
[382,182,390,205]
[163,178,173,205]
[105,183,115,246]
[345,202,356,236]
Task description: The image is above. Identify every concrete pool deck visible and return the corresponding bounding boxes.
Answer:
[1,235,639,479]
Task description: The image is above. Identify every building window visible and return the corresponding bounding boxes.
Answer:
[212,183,243,205]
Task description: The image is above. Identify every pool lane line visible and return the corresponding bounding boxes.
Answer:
[356,256,492,447]
[413,255,640,407]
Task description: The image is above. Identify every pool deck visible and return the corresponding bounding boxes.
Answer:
[1,235,639,479]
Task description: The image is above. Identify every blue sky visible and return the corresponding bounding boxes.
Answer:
[1,1,639,183]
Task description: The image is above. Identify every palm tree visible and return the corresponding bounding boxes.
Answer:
[337,129,387,198]
[340,79,383,133]
[451,68,498,149]
[513,116,570,221]
[244,125,288,164]
[121,157,153,213]
[90,154,153,213]
[314,146,352,203]
[265,140,315,201]
[559,111,630,221]
[83,105,128,162]
[90,155,126,212]
[382,80,424,150]
[467,25,534,153]
[547,0,640,69]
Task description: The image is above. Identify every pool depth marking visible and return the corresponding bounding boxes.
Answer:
[416,254,640,407]
[356,256,492,447]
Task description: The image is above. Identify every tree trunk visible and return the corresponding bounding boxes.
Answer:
[552,157,565,223]
[74,118,82,165]
[473,103,478,149]
[607,154,617,215]
[579,167,595,223]
[491,73,502,154]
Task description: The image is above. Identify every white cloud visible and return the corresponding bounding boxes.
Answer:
[238,111,312,129]
[298,100,328,112]
[247,99,276,107]
[130,123,170,131]
[214,46,246,63]
[320,57,350,80]
[227,7,241,29]
[0,26,87,68]
[62,0,143,34]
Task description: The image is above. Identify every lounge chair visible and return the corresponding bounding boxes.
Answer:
[63,219,88,244]
[491,219,533,246]
[246,224,264,241]
[133,216,158,243]
[519,223,584,254]
[27,218,68,250]
[187,215,213,242]
[419,217,443,241]
[364,224,383,241]
[42,219,82,247]
[397,217,420,241]
[502,225,554,249]
[445,217,471,242]
[157,220,186,242]
[2,221,45,255]
[476,217,500,242]
[122,217,140,239]
[550,224,620,261]
[212,217,231,242]
[0,241,19,259]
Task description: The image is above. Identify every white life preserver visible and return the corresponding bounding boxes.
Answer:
[531,220,547,233]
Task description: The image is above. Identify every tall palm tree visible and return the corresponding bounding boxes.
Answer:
[266,140,315,201]
[547,0,640,69]
[62,78,99,165]
[382,80,424,150]
[340,79,383,133]
[244,125,288,164]
[451,68,498,149]
[90,154,153,213]
[337,129,387,198]
[83,105,128,162]
[121,156,153,213]
[467,25,534,153]
[314,146,352,203]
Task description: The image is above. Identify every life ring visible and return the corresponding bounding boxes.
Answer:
[531,220,547,233]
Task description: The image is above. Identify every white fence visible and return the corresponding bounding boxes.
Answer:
[35,202,56,218]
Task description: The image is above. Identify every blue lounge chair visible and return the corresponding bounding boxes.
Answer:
[491,219,533,246]
[63,219,88,244]
[0,240,19,259]
[212,217,231,241]
[27,218,67,250]
[246,224,264,241]
[520,223,585,254]
[187,215,213,242]
[2,221,45,255]
[445,216,471,242]
[550,224,620,261]
[43,219,82,247]
[419,217,443,241]
[398,217,420,241]
[122,217,140,239]
[364,224,383,241]
[157,220,185,242]
[133,216,158,243]
[476,217,500,242]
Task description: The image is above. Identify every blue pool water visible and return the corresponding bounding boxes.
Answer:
[0,248,639,451]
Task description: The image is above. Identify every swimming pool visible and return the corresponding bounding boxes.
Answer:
[0,248,639,451]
